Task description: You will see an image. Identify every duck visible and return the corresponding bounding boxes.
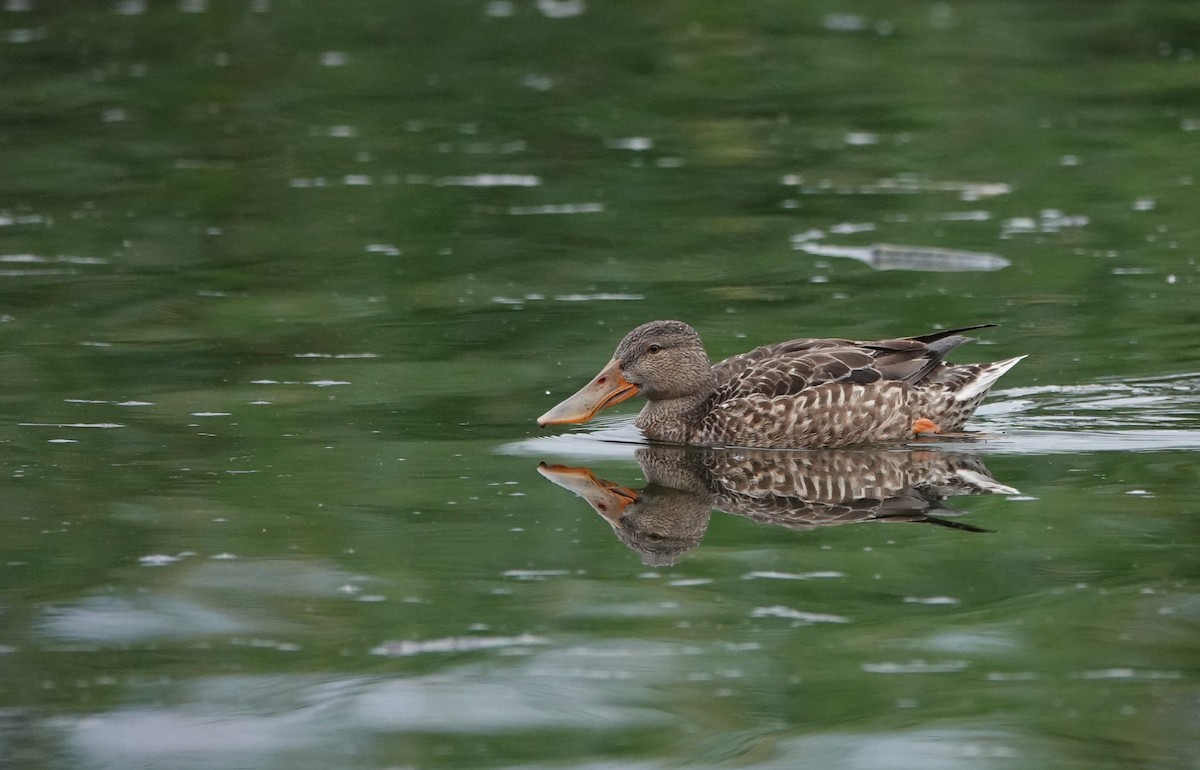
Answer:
[538,445,1015,565]
[537,320,1024,449]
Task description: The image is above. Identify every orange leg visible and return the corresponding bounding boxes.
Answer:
[912,417,941,435]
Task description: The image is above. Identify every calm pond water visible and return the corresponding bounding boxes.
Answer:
[2,1,1199,768]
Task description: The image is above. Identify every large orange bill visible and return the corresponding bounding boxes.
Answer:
[536,463,639,526]
[537,358,639,426]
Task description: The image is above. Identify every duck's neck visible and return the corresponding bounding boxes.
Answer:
[635,391,715,445]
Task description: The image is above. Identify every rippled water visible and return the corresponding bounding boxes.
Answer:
[2,1,1200,769]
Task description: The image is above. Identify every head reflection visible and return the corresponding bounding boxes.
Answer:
[539,446,1016,566]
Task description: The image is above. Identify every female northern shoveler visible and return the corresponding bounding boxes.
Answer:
[537,320,1024,449]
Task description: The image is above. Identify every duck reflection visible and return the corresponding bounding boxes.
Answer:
[538,446,1016,566]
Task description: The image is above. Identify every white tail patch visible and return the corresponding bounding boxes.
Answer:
[954,355,1027,402]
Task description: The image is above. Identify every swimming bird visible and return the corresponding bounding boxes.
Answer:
[537,320,1024,449]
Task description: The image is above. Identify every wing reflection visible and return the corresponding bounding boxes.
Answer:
[539,447,1017,566]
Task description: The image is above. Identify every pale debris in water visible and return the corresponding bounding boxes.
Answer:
[862,660,969,674]
[553,293,642,301]
[508,202,603,215]
[781,174,1013,199]
[484,0,515,17]
[608,137,653,151]
[0,212,48,227]
[139,554,182,567]
[1076,668,1182,680]
[824,13,867,31]
[751,605,849,624]
[370,633,548,657]
[521,73,555,91]
[743,570,844,580]
[293,352,379,359]
[20,422,124,428]
[843,131,880,145]
[929,210,991,221]
[829,221,876,234]
[796,242,1010,272]
[114,0,147,15]
[503,569,570,580]
[537,0,585,19]
[248,379,351,387]
[437,174,541,187]
[1001,209,1088,236]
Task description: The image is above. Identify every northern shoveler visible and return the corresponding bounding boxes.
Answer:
[537,320,1024,449]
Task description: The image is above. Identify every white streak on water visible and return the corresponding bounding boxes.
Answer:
[537,0,586,18]
[503,569,571,580]
[743,571,844,580]
[508,202,603,215]
[250,380,351,387]
[607,136,652,150]
[370,633,548,657]
[20,422,124,428]
[751,606,849,624]
[553,293,643,301]
[1076,668,1182,681]
[437,174,541,187]
[862,660,969,674]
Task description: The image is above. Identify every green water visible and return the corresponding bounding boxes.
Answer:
[2,1,1199,768]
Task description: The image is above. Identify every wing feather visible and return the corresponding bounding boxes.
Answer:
[711,331,972,401]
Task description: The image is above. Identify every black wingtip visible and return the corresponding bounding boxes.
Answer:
[908,323,998,345]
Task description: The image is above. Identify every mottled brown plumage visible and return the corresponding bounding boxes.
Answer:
[538,320,1024,449]
[539,446,1016,565]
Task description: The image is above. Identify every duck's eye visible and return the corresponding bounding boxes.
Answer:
[646,344,662,354]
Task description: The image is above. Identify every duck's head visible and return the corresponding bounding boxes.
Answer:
[537,320,713,426]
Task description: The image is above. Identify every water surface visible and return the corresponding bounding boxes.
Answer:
[1,2,1199,768]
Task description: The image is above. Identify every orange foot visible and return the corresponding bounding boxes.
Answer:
[912,417,942,435]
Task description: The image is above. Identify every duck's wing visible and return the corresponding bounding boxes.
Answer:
[712,340,925,400]
[711,326,988,400]
[713,344,880,401]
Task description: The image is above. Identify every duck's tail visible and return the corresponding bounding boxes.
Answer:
[954,355,1026,402]
[917,354,1025,433]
